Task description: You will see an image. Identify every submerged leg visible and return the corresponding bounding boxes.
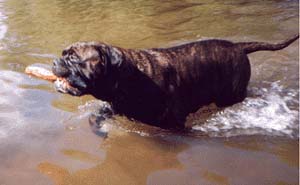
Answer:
[89,102,114,137]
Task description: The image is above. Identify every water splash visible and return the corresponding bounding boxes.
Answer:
[192,81,299,138]
[77,100,167,137]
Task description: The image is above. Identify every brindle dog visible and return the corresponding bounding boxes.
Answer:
[52,35,299,129]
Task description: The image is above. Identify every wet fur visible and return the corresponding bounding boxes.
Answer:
[53,35,299,129]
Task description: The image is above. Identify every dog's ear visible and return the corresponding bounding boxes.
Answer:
[108,47,123,67]
[94,45,123,76]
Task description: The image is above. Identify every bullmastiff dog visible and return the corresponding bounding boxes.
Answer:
[52,35,299,129]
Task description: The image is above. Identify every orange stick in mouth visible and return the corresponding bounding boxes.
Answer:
[25,63,58,82]
[25,63,75,94]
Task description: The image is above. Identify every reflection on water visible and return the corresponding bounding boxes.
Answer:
[0,0,298,184]
[202,170,230,185]
[223,136,299,167]
[38,133,187,185]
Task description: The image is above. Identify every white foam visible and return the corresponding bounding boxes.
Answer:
[77,100,152,137]
[192,81,299,138]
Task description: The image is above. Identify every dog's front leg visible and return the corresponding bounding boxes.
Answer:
[88,101,114,137]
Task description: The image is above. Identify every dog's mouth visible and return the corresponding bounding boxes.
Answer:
[54,78,83,96]
[52,58,88,96]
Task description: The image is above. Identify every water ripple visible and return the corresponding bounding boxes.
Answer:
[193,81,299,138]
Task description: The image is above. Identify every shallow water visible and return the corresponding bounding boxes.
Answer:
[0,0,299,185]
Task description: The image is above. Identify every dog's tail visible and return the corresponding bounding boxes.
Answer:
[237,34,299,54]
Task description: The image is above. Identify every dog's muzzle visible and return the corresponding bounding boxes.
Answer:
[52,58,71,77]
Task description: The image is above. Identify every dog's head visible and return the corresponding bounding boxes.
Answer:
[52,42,123,96]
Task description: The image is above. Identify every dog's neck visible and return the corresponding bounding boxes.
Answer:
[105,48,153,98]
[91,48,133,101]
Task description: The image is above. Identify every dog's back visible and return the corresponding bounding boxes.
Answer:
[118,35,298,128]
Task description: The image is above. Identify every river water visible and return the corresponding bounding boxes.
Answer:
[0,0,298,185]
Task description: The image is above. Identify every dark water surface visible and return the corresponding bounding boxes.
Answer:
[0,0,298,185]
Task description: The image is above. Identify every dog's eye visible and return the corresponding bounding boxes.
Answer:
[62,49,74,56]
[62,50,67,56]
[63,48,76,56]
[69,54,79,62]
